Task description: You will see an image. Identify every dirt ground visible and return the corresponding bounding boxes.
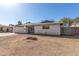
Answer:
[0,34,79,56]
[0,33,16,37]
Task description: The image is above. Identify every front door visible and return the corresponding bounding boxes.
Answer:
[28,26,34,34]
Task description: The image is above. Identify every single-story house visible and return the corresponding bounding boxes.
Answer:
[0,25,13,32]
[71,21,79,27]
[70,21,79,35]
[13,23,63,35]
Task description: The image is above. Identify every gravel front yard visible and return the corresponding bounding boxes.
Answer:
[0,34,79,56]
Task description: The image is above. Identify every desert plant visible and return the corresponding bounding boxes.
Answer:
[27,37,38,40]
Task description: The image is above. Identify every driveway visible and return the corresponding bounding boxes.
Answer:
[0,33,16,37]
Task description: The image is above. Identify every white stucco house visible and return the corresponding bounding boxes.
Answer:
[0,25,13,32]
[13,23,62,35]
[71,21,79,27]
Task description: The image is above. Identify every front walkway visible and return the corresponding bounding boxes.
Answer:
[0,33,16,37]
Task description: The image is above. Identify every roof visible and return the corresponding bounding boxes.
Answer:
[25,23,62,26]
[15,23,63,27]
[0,25,9,27]
[14,25,25,27]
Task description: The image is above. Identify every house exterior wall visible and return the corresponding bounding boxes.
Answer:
[2,27,7,32]
[13,26,28,33]
[71,22,79,27]
[8,27,13,32]
[0,27,13,32]
[34,24,61,35]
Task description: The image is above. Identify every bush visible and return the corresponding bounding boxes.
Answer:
[26,37,38,40]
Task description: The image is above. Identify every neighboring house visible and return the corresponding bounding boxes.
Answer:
[13,23,62,35]
[70,21,79,35]
[13,25,27,34]
[0,25,13,32]
[71,21,79,27]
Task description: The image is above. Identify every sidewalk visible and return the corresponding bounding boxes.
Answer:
[0,33,16,37]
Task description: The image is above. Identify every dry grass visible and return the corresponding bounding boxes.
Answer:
[0,34,79,56]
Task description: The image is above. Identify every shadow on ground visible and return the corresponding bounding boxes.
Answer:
[16,33,79,40]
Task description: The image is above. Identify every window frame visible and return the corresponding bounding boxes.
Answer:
[42,25,50,29]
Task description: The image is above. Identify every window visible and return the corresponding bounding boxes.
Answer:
[42,25,50,29]
[0,27,3,31]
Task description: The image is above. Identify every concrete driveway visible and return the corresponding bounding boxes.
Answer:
[0,33,16,37]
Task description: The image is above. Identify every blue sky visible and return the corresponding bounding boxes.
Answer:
[0,3,79,25]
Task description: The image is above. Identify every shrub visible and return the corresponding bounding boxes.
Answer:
[26,37,38,40]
